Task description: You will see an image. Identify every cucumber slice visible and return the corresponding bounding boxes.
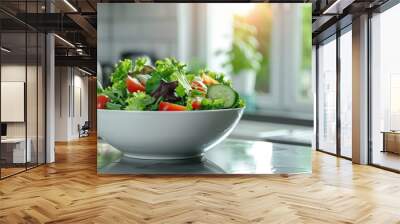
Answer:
[207,84,237,108]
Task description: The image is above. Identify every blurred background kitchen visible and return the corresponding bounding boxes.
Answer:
[97,3,313,147]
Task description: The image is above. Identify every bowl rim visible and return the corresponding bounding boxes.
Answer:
[97,107,245,113]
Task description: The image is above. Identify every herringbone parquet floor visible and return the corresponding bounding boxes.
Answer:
[1,135,400,224]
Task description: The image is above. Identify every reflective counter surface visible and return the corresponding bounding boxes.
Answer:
[97,139,312,175]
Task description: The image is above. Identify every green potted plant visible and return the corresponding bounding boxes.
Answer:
[218,20,262,96]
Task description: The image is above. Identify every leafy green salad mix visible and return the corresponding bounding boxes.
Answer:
[97,57,245,111]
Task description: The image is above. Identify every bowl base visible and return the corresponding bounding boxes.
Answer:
[123,152,203,160]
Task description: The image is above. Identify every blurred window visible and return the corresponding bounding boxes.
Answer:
[207,4,312,116]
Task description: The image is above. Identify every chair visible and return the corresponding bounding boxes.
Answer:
[79,121,90,138]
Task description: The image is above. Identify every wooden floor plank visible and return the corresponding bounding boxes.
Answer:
[0,135,400,223]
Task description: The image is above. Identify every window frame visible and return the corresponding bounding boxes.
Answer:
[314,24,353,160]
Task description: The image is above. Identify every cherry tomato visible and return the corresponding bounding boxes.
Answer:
[126,76,145,93]
[192,100,202,110]
[97,95,109,109]
[159,102,186,111]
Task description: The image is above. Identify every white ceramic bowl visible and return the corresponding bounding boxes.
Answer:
[98,108,244,159]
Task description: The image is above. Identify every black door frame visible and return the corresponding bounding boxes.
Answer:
[315,23,352,161]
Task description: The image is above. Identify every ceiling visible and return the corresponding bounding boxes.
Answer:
[311,0,391,43]
[0,0,99,73]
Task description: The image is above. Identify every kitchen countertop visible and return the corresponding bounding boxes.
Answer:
[97,138,312,175]
[230,120,313,146]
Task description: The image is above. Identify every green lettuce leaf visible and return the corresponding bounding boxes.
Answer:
[106,102,122,110]
[110,59,132,84]
[132,57,148,74]
[125,92,155,111]
[146,72,162,95]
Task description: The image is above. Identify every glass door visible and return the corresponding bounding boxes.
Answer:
[0,1,46,179]
[317,36,337,154]
[1,30,28,178]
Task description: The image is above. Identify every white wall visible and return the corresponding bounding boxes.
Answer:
[1,63,47,163]
[1,65,37,137]
[71,74,89,138]
[1,65,26,142]
[55,67,89,141]
[55,67,69,141]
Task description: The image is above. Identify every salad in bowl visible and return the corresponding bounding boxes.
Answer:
[97,57,245,111]
[97,57,245,160]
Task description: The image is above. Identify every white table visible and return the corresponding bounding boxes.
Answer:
[1,138,31,163]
